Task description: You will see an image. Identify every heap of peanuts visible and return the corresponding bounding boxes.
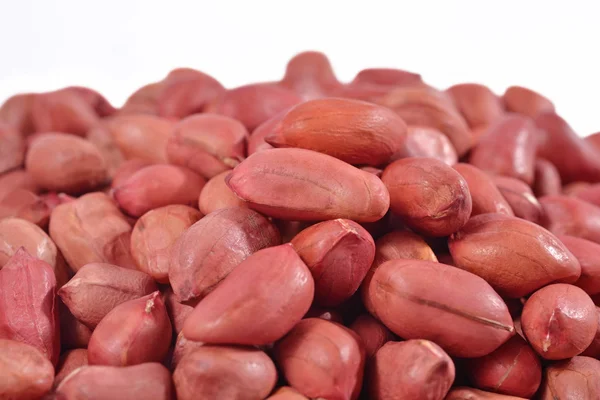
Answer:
[2,51,600,400]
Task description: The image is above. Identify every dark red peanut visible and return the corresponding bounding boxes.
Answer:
[394,125,458,165]
[558,235,600,295]
[581,307,600,358]
[449,213,580,298]
[446,83,504,129]
[59,300,92,349]
[533,158,562,197]
[453,163,514,217]
[493,176,543,223]
[349,313,395,357]
[275,318,365,400]
[540,195,600,244]
[538,356,600,399]
[183,244,314,345]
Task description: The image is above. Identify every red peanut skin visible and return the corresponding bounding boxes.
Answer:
[0,169,38,200]
[0,248,60,365]
[0,122,24,174]
[540,195,600,244]
[394,126,458,165]
[469,115,538,184]
[558,235,600,295]
[368,340,455,400]
[291,219,375,307]
[533,158,562,197]
[493,176,543,223]
[88,291,172,366]
[59,300,92,350]
[502,86,555,118]
[265,97,408,166]
[349,313,396,357]
[198,170,248,214]
[170,332,204,370]
[538,356,600,400]
[333,83,395,103]
[226,148,390,222]
[381,157,472,236]
[163,288,194,335]
[113,164,205,217]
[58,262,158,328]
[0,93,36,135]
[446,83,504,129]
[0,217,70,287]
[31,88,99,136]
[55,362,174,400]
[247,109,288,155]
[449,213,580,298]
[120,81,165,115]
[445,388,528,400]
[377,86,474,156]
[572,183,600,208]
[535,112,600,183]
[173,346,277,400]
[581,307,600,358]
[267,387,309,400]
[54,349,88,387]
[158,72,225,118]
[586,131,600,152]
[167,114,248,179]
[0,339,54,400]
[26,133,109,194]
[453,163,514,217]
[49,192,137,271]
[465,335,541,398]
[281,51,342,100]
[110,158,153,189]
[130,205,202,283]
[275,318,365,400]
[0,188,51,228]
[365,259,514,358]
[521,283,597,360]
[65,86,116,117]
[205,83,302,131]
[352,68,423,88]
[169,207,281,303]
[183,244,314,345]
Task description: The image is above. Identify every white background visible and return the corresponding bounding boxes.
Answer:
[1,0,598,135]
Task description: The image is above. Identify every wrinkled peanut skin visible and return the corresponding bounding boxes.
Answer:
[0,122,24,175]
[227,148,390,222]
[49,192,137,271]
[377,86,473,156]
[502,86,555,118]
[113,164,205,217]
[535,112,600,183]
[281,51,342,100]
[266,97,408,166]
[469,115,538,184]
[198,170,248,214]
[558,235,600,295]
[445,387,528,400]
[169,207,281,303]
[0,339,54,400]
[167,114,248,179]
[54,348,88,387]
[158,71,225,118]
[465,335,541,398]
[26,133,108,194]
[291,219,375,307]
[0,248,60,365]
[173,346,276,400]
[533,158,562,197]
[538,356,600,400]
[368,340,455,400]
[205,83,302,131]
[58,262,158,328]
[365,259,514,358]
[88,291,172,366]
[31,88,99,136]
[183,244,314,345]
[381,157,472,237]
[449,213,580,298]
[130,205,202,283]
[446,83,504,129]
[55,362,174,400]
[394,126,458,165]
[275,318,365,400]
[349,314,396,357]
[493,176,542,223]
[540,195,600,244]
[0,217,70,286]
[521,283,597,360]
[453,163,514,217]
